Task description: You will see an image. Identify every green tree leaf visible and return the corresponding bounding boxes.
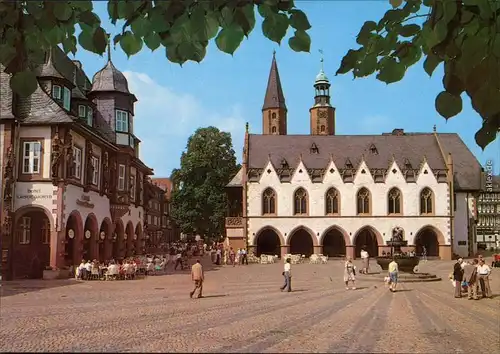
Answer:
[178,41,207,63]
[399,24,420,37]
[234,4,256,36]
[53,2,73,21]
[289,9,311,31]
[423,53,442,77]
[262,13,288,44]
[120,31,143,57]
[78,11,100,29]
[148,7,170,33]
[10,70,38,97]
[356,21,377,46]
[475,116,499,150]
[144,32,161,51]
[389,0,403,9]
[435,91,462,119]
[46,26,65,46]
[189,6,219,42]
[336,49,361,75]
[376,57,406,84]
[131,15,152,38]
[354,53,378,77]
[78,29,98,53]
[215,25,244,55]
[165,44,185,65]
[288,30,311,52]
[62,35,77,55]
[92,27,108,55]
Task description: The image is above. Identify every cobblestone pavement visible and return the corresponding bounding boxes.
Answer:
[1,259,499,353]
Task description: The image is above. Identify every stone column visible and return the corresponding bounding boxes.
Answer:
[313,245,322,255]
[281,245,290,258]
[247,245,256,256]
[346,245,355,259]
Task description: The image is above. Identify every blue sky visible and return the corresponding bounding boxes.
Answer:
[75,1,499,177]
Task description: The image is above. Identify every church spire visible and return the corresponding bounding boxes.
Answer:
[107,33,112,62]
[262,51,286,111]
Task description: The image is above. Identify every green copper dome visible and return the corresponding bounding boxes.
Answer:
[315,69,329,84]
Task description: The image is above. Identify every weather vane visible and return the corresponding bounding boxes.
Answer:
[318,49,324,71]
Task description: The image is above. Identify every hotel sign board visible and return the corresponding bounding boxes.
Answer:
[16,188,53,200]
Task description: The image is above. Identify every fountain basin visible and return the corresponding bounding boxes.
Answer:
[376,256,420,273]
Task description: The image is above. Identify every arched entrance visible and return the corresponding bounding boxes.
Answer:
[113,220,124,260]
[125,222,134,257]
[135,223,143,255]
[99,218,112,262]
[83,214,98,261]
[255,228,282,257]
[414,227,440,257]
[13,207,52,279]
[322,228,347,257]
[65,211,83,267]
[289,227,314,257]
[354,226,379,258]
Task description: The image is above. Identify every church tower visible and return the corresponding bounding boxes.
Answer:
[262,52,287,135]
[310,57,335,135]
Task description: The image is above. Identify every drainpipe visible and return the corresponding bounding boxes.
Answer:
[447,154,455,258]
[7,120,20,280]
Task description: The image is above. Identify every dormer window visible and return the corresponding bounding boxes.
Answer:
[116,110,129,133]
[310,143,319,154]
[369,144,378,155]
[78,105,86,118]
[280,158,288,169]
[345,158,353,169]
[52,85,71,110]
[52,85,62,100]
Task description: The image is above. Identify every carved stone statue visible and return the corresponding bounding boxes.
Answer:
[102,151,109,193]
[3,146,14,201]
[392,227,404,242]
[138,174,143,203]
[51,133,62,179]
[64,132,74,177]
[85,141,94,185]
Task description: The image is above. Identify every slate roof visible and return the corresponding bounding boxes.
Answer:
[91,60,132,95]
[0,66,14,119]
[227,168,244,187]
[245,132,482,191]
[262,53,286,111]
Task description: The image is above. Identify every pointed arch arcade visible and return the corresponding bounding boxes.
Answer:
[99,217,112,262]
[288,225,316,257]
[254,226,284,257]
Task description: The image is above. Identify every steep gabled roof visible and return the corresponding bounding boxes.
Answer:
[262,53,286,111]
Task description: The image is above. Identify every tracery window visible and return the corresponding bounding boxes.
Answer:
[262,188,276,215]
[388,188,402,214]
[357,188,370,214]
[420,187,433,214]
[294,188,308,215]
[325,188,339,215]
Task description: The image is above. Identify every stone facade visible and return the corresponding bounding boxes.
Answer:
[225,55,483,261]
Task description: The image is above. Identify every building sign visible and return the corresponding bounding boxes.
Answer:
[16,188,53,200]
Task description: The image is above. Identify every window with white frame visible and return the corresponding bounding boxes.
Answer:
[130,174,136,201]
[91,156,100,186]
[118,164,126,190]
[19,217,31,244]
[52,85,62,100]
[87,107,93,126]
[115,110,129,132]
[63,87,71,110]
[22,141,41,174]
[73,146,82,179]
[78,105,86,118]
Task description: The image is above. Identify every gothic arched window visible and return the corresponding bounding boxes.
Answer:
[388,188,402,214]
[320,125,325,132]
[325,188,339,215]
[420,187,433,214]
[271,126,277,134]
[294,188,308,215]
[262,188,276,215]
[357,188,370,214]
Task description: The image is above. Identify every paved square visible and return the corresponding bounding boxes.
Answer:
[1,259,498,353]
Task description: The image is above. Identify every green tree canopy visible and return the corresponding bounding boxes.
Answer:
[1,0,498,148]
[169,127,239,240]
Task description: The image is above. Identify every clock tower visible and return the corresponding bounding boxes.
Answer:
[309,57,335,135]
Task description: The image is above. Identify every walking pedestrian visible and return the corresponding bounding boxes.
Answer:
[388,257,399,292]
[280,258,292,292]
[477,258,492,298]
[360,247,370,274]
[463,259,478,300]
[190,259,204,298]
[343,257,356,290]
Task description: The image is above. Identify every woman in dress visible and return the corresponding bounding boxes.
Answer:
[343,257,356,290]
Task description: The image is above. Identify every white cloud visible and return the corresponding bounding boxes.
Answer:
[123,71,246,177]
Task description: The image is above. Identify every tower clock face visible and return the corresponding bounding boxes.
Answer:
[318,111,327,118]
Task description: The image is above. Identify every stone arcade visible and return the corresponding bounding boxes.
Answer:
[225,54,482,261]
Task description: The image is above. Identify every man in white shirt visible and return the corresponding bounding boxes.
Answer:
[241,248,248,265]
[280,258,292,292]
[77,260,86,279]
[83,260,91,280]
[360,248,369,274]
[476,259,492,298]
